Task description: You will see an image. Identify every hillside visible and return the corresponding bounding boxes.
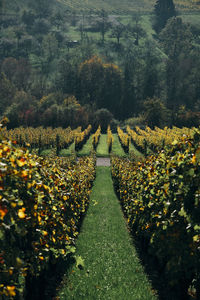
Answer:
[58,0,200,12]
[2,0,200,14]
[0,0,200,130]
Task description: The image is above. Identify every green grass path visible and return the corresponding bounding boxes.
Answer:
[112,134,126,157]
[58,167,157,300]
[96,134,109,157]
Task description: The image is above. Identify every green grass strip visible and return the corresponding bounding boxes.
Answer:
[58,167,158,300]
[59,143,75,156]
[129,142,144,158]
[77,136,93,156]
[111,133,126,157]
[96,134,109,157]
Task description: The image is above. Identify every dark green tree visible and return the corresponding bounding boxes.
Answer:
[30,0,52,18]
[110,24,125,45]
[143,97,171,128]
[159,17,196,110]
[96,9,110,44]
[0,73,16,115]
[154,0,176,32]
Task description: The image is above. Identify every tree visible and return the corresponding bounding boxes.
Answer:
[0,73,16,115]
[143,97,171,128]
[154,0,176,33]
[30,0,52,18]
[19,36,33,56]
[32,18,50,35]
[93,108,114,133]
[0,0,5,28]
[5,91,36,127]
[14,58,31,90]
[78,56,123,117]
[121,46,146,117]
[42,33,58,62]
[110,24,125,45]
[1,57,18,81]
[21,10,35,30]
[56,57,78,95]
[126,23,146,45]
[0,38,15,58]
[143,41,163,100]
[96,9,110,44]
[126,14,146,45]
[14,26,25,54]
[159,17,195,110]
[78,56,105,105]
[159,17,193,59]
[51,12,64,30]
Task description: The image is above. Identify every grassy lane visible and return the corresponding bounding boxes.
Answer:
[60,143,75,156]
[77,136,93,156]
[58,167,158,300]
[111,134,126,157]
[96,134,109,157]
[129,142,144,157]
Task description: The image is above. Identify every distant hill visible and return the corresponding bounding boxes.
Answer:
[2,0,200,15]
[56,0,200,13]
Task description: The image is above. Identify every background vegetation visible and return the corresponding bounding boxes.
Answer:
[0,0,200,130]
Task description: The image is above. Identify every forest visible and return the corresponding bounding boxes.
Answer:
[0,0,200,130]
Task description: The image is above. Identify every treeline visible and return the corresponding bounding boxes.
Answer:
[0,0,200,129]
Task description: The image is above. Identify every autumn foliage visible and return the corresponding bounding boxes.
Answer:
[111,130,200,298]
[0,132,96,298]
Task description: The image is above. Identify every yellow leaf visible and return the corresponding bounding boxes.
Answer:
[27,183,32,189]
[16,159,26,167]
[193,235,199,242]
[18,208,26,219]
[191,155,196,164]
[3,146,9,152]
[21,170,28,178]
[5,286,16,297]
[0,206,8,220]
[8,268,14,275]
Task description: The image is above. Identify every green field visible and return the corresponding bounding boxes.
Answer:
[58,0,200,13]
[4,0,200,16]
[57,0,154,13]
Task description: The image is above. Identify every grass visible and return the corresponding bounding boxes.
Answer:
[111,133,126,157]
[181,13,200,26]
[59,134,144,158]
[96,134,109,157]
[58,0,200,13]
[58,0,154,13]
[58,167,158,300]
[59,143,75,156]
[40,148,54,156]
[129,141,144,157]
[77,136,93,156]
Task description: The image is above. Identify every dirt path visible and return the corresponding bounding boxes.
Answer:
[96,157,110,166]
